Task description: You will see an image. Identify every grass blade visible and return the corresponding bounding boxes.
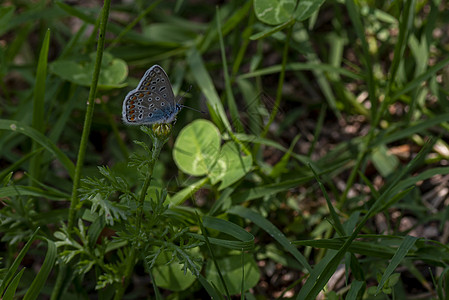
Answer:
[309,164,345,236]
[229,206,312,272]
[0,228,40,295]
[300,139,434,299]
[0,120,75,178]
[2,268,25,300]
[376,236,418,294]
[29,28,50,186]
[216,6,242,133]
[23,239,57,300]
[187,47,231,131]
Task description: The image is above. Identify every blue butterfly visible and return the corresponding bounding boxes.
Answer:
[122,65,181,125]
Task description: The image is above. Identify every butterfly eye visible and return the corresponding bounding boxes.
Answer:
[161,102,165,106]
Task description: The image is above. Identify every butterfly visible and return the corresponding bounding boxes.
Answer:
[122,65,181,125]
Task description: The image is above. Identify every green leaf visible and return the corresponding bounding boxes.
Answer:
[0,149,41,183]
[0,6,15,36]
[376,236,418,295]
[198,275,225,300]
[391,166,449,201]
[345,280,364,300]
[23,239,57,300]
[232,176,313,204]
[32,28,50,133]
[168,177,209,206]
[0,120,75,178]
[254,0,295,25]
[229,206,312,272]
[371,144,399,177]
[89,193,128,226]
[250,19,294,40]
[294,0,326,21]
[50,52,127,89]
[152,251,197,292]
[371,112,449,146]
[298,140,433,299]
[29,28,50,186]
[189,215,255,251]
[2,268,24,300]
[0,228,40,296]
[391,55,449,101]
[187,48,231,131]
[270,134,300,178]
[254,0,326,25]
[238,62,361,80]
[436,266,449,299]
[0,185,69,201]
[209,142,252,190]
[294,237,397,259]
[205,253,260,295]
[173,119,221,176]
[310,165,345,237]
[203,216,255,248]
[143,23,196,44]
[173,120,252,189]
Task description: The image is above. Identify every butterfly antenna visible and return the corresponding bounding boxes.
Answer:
[177,85,192,103]
[178,85,206,114]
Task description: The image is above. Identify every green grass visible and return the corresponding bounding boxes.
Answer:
[1,0,449,299]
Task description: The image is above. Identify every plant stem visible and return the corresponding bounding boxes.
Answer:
[67,0,111,233]
[135,136,165,231]
[114,126,169,299]
[52,3,111,300]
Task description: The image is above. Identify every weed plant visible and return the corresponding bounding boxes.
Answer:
[1,0,449,299]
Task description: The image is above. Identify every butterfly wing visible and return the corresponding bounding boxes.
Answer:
[135,65,176,106]
[122,90,175,124]
[122,65,179,125]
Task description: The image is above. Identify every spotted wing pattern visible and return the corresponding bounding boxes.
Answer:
[122,65,180,125]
